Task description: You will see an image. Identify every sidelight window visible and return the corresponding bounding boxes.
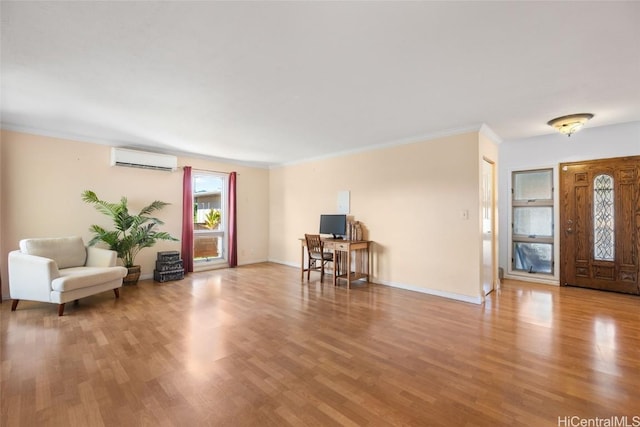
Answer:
[593,174,614,261]
[512,169,554,274]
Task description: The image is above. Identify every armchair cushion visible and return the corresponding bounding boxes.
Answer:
[19,236,87,269]
[86,246,118,267]
[52,267,127,292]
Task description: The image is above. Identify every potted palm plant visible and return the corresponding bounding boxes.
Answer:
[81,190,178,284]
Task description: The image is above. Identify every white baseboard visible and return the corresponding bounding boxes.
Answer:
[268,259,299,269]
[373,279,484,305]
[504,273,560,286]
[268,259,483,304]
[238,258,269,266]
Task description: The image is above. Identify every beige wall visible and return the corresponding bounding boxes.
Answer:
[270,131,494,302]
[0,130,269,297]
[1,128,498,303]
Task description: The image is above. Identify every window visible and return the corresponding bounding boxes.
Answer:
[512,169,554,274]
[193,172,227,268]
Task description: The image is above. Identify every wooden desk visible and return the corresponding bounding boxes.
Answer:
[300,238,371,289]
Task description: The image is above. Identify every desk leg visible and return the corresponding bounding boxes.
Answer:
[346,249,351,289]
[333,249,337,287]
[366,247,370,282]
[355,249,361,283]
[300,245,305,281]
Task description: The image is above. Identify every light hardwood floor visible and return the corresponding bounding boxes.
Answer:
[2,263,639,426]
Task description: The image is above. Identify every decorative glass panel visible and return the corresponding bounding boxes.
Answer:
[593,174,614,261]
[513,170,553,200]
[513,207,553,237]
[513,242,553,274]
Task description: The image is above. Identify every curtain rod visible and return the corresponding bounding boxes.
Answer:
[182,166,238,175]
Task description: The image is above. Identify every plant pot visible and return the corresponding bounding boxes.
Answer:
[123,265,141,285]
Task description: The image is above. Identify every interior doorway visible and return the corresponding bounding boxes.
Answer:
[482,158,496,296]
[560,156,640,294]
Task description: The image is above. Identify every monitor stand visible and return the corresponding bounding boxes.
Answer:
[332,234,343,240]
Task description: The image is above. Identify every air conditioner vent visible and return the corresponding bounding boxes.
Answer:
[110,147,177,172]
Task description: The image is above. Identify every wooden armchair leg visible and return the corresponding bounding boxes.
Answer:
[11,299,19,311]
[58,303,65,316]
[114,288,120,298]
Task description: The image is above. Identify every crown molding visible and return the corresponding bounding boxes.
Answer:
[2,121,504,170]
[0,123,271,169]
[479,123,503,145]
[272,123,489,169]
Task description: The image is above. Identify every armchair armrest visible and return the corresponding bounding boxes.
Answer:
[8,251,60,302]
[85,247,118,267]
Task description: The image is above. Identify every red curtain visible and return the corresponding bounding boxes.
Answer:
[228,171,238,267]
[181,166,194,272]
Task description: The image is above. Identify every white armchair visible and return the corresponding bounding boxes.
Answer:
[8,236,128,316]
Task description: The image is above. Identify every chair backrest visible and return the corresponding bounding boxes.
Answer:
[305,234,323,255]
[19,237,87,269]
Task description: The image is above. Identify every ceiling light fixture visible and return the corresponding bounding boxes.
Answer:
[547,113,594,137]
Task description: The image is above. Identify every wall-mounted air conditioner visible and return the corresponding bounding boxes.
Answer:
[110,147,178,172]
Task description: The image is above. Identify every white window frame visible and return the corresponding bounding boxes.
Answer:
[506,165,560,285]
[193,171,228,271]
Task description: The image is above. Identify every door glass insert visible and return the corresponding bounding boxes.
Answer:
[593,174,614,261]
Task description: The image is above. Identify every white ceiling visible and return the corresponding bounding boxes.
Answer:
[2,1,639,167]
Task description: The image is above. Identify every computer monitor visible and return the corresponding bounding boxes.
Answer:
[319,214,347,239]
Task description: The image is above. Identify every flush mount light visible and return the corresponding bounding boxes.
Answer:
[547,113,594,137]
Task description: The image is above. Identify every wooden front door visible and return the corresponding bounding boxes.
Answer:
[560,156,640,294]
